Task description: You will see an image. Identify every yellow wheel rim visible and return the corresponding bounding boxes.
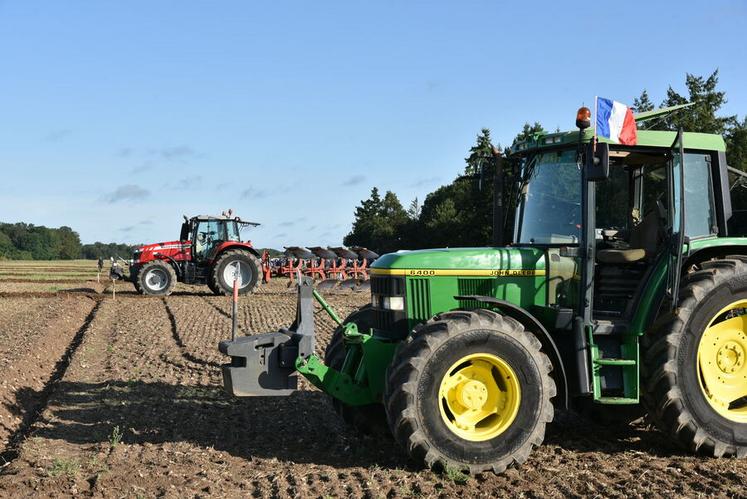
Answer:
[698,299,747,424]
[438,353,521,442]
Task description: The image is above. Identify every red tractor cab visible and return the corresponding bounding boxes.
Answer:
[128,213,263,296]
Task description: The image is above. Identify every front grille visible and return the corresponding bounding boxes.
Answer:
[408,278,431,322]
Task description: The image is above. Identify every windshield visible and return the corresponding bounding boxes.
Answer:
[515,149,582,244]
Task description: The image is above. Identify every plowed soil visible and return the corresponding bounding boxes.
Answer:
[0,271,745,498]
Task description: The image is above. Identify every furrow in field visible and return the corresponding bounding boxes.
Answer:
[0,296,98,465]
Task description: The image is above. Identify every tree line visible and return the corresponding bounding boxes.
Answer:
[344,70,747,253]
[0,222,135,260]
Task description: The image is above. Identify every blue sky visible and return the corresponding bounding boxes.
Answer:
[1,1,745,248]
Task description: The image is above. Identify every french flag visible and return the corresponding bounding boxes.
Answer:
[596,97,637,145]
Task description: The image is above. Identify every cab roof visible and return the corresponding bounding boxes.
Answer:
[189,214,260,226]
[509,128,726,156]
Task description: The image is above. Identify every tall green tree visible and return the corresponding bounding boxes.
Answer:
[726,117,747,172]
[658,70,735,134]
[464,128,495,176]
[514,122,545,142]
[378,191,410,252]
[632,90,655,113]
[344,187,382,249]
[344,188,410,253]
[725,117,747,209]
[57,226,82,259]
[0,232,15,259]
[407,197,421,220]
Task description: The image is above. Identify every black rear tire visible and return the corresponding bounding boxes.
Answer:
[643,257,747,458]
[323,305,388,434]
[384,309,555,473]
[211,250,261,295]
[206,275,221,295]
[136,260,176,296]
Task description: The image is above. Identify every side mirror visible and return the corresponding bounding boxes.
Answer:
[585,141,609,181]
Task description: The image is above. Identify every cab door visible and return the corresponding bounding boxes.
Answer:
[193,219,223,262]
[666,130,686,307]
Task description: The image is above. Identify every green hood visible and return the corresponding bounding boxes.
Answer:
[371,247,546,275]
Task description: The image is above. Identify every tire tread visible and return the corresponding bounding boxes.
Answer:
[642,257,747,457]
[383,309,555,474]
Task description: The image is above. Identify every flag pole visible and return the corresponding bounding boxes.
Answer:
[593,95,598,154]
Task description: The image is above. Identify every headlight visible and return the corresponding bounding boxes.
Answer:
[382,296,404,311]
[372,294,405,311]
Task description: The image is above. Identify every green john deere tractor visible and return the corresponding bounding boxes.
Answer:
[219,104,747,473]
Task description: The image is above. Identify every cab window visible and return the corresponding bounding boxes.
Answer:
[683,153,716,238]
[194,220,221,259]
[226,221,241,242]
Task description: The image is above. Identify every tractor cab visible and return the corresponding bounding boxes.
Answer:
[508,115,733,405]
[181,214,256,262]
[512,126,728,316]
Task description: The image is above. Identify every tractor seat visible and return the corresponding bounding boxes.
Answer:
[596,209,660,264]
[596,248,647,263]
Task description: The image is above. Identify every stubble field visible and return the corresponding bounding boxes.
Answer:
[0,260,745,498]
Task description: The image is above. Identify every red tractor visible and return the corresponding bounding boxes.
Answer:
[126,213,263,296]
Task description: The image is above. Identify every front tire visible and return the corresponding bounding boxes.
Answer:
[384,309,555,473]
[644,258,747,458]
[136,260,176,296]
[212,250,261,295]
[132,265,144,294]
